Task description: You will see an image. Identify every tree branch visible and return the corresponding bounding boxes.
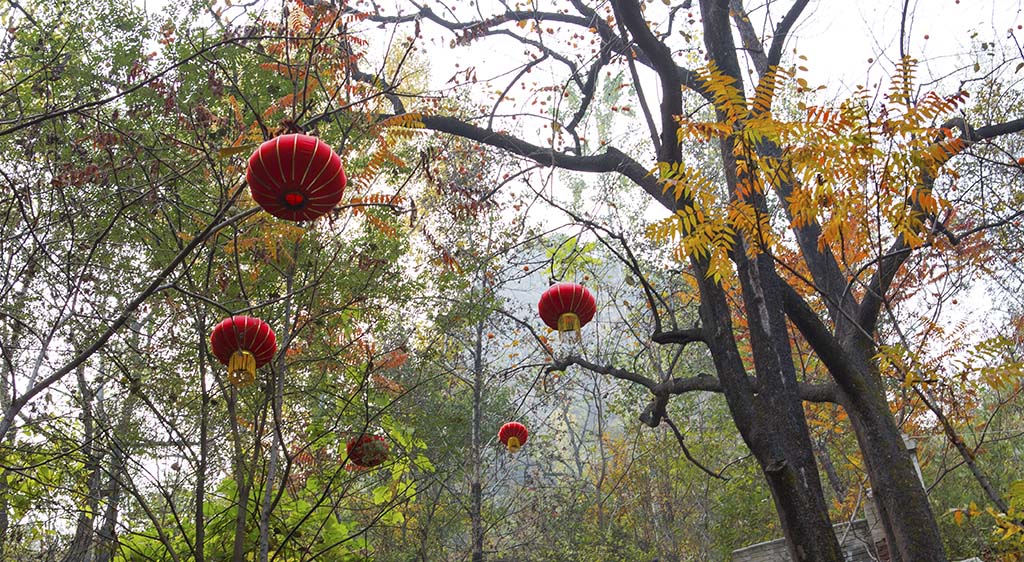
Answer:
[548,355,837,405]
[615,0,684,162]
[414,114,673,208]
[728,0,768,74]
[652,328,707,346]
[766,0,810,68]
[664,416,728,480]
[548,355,658,392]
[857,115,1024,335]
[778,277,865,397]
[0,36,267,138]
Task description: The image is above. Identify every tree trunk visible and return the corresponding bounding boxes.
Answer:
[814,436,847,499]
[783,279,949,561]
[684,1,846,555]
[708,113,845,559]
[0,253,36,556]
[470,318,485,562]
[840,380,944,561]
[195,327,208,562]
[259,265,294,562]
[229,389,253,562]
[697,254,844,562]
[63,365,100,562]
[93,438,125,562]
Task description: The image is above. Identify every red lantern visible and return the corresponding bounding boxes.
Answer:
[498,421,529,453]
[246,134,347,222]
[210,316,277,387]
[537,283,596,337]
[346,434,389,469]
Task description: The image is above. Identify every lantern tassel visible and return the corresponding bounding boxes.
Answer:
[557,312,581,340]
[227,350,257,387]
[506,436,521,453]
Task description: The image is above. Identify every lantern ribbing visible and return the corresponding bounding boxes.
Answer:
[246,134,346,222]
[498,422,529,453]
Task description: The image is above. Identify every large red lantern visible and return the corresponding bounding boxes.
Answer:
[498,421,528,453]
[246,134,347,222]
[537,282,596,337]
[210,316,277,387]
[346,434,389,469]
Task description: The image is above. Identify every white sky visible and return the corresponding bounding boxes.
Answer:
[794,0,1024,93]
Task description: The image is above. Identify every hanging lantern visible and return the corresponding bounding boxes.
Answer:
[346,434,389,469]
[246,133,347,222]
[498,421,529,453]
[537,282,596,337]
[210,316,277,387]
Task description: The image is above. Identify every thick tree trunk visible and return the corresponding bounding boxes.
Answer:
[840,380,944,561]
[740,255,845,562]
[838,315,945,560]
[697,275,844,562]
[783,279,948,561]
[707,91,844,557]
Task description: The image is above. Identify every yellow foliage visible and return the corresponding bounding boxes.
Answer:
[647,58,970,286]
[347,194,406,215]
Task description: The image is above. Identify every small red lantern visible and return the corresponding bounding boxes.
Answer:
[537,282,596,337]
[210,316,277,387]
[346,434,389,469]
[498,421,528,453]
[246,134,346,222]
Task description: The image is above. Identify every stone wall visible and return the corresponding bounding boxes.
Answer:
[731,519,882,562]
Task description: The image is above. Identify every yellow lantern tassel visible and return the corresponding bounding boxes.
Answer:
[557,312,581,340]
[506,436,521,453]
[227,350,257,387]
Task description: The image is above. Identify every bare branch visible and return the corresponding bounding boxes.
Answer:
[858,115,1024,335]
[664,416,728,480]
[548,355,836,405]
[412,114,673,208]
[548,355,658,392]
[615,0,684,162]
[766,0,810,68]
[729,0,768,74]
